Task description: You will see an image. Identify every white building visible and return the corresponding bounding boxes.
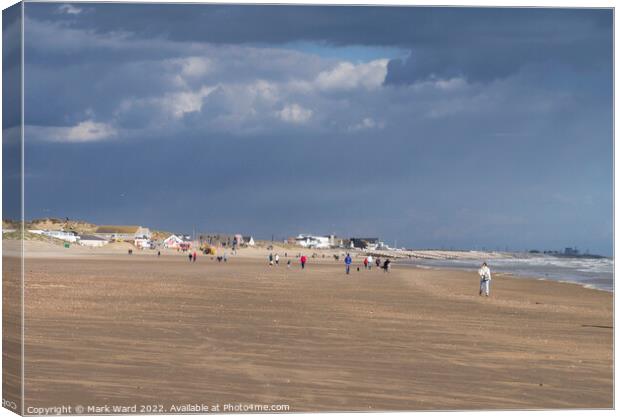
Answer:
[29,229,79,243]
[295,234,331,249]
[163,234,184,249]
[134,237,151,249]
[376,241,391,250]
[242,236,255,246]
[79,235,109,247]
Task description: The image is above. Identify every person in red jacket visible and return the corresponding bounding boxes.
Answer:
[300,255,307,269]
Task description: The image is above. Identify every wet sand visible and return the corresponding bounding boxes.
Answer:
[11,250,614,412]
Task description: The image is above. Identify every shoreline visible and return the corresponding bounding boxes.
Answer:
[401,262,614,294]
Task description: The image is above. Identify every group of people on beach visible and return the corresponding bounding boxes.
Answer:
[266,251,391,275]
[184,250,228,263]
[268,253,307,269]
[344,253,391,275]
[155,246,492,296]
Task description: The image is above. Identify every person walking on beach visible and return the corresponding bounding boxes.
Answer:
[188,253,193,262]
[345,253,352,275]
[478,262,492,296]
[382,259,391,272]
[269,253,274,266]
[363,257,369,269]
[375,257,381,268]
[367,255,373,270]
[275,254,280,266]
[300,255,307,269]
[193,251,197,262]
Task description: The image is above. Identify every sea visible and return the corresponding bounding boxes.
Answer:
[401,255,614,292]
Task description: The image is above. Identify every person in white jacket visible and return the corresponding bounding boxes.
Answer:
[478,262,491,296]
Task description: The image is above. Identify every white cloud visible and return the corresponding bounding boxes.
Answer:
[29,16,543,140]
[181,57,212,78]
[57,4,82,15]
[27,120,117,143]
[67,120,116,141]
[315,59,388,91]
[119,85,217,120]
[169,57,213,88]
[434,77,467,91]
[348,117,384,132]
[172,56,215,83]
[277,103,313,124]
[162,86,217,118]
[247,80,280,104]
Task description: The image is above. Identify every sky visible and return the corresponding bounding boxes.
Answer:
[3,3,613,254]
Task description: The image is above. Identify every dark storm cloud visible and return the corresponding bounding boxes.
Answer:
[26,5,612,83]
[385,8,612,83]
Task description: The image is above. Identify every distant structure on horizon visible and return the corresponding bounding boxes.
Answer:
[28,229,79,243]
[350,238,380,250]
[290,235,391,251]
[94,225,151,241]
[294,234,334,249]
[564,247,580,256]
[162,234,191,250]
[78,235,109,248]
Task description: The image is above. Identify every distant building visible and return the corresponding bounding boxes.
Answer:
[162,234,183,249]
[79,235,108,248]
[134,238,151,249]
[564,247,580,256]
[95,225,151,240]
[376,241,391,250]
[295,234,331,249]
[29,229,79,243]
[350,238,380,250]
[242,236,255,246]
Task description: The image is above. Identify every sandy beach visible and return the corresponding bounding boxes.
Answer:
[3,241,613,412]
